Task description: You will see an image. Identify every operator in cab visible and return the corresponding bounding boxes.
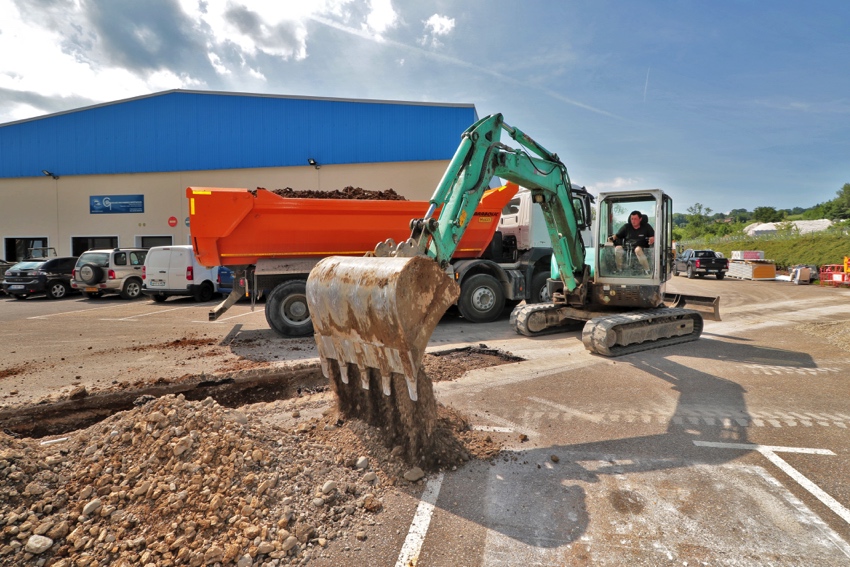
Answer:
[609,210,655,273]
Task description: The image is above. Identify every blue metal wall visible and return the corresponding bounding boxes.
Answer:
[0,91,478,178]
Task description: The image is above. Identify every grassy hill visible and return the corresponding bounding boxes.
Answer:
[680,232,849,270]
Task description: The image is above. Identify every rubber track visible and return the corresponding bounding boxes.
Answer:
[511,302,584,337]
[582,307,704,357]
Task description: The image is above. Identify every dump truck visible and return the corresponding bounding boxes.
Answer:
[187,183,559,335]
[305,113,721,459]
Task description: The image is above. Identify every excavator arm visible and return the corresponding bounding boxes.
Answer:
[380,113,592,299]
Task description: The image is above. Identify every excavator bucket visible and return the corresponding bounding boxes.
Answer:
[664,293,722,322]
[306,255,460,460]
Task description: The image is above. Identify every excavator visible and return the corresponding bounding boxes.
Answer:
[305,113,719,458]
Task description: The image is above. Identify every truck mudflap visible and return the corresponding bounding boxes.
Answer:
[582,307,704,357]
[663,292,721,322]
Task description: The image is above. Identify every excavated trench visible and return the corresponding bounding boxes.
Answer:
[0,346,522,439]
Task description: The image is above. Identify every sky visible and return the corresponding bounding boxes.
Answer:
[1,0,848,214]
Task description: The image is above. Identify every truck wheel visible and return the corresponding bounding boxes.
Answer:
[47,280,69,299]
[673,265,679,277]
[528,272,550,304]
[458,273,504,323]
[686,265,695,279]
[193,281,215,302]
[120,278,143,299]
[265,280,313,337]
[716,272,725,280]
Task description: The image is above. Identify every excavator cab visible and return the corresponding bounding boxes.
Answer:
[592,189,673,308]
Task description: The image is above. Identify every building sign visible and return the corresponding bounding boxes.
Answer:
[90,195,145,214]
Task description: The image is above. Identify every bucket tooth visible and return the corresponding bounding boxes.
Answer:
[306,255,460,402]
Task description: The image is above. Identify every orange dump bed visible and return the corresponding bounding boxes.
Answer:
[188,184,519,267]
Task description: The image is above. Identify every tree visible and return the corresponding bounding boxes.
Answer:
[752,206,784,223]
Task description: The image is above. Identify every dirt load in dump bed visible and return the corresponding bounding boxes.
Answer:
[266,186,408,200]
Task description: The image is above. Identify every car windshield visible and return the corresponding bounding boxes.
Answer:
[9,261,44,271]
[77,253,110,268]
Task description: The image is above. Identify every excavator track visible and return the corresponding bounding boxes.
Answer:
[511,302,587,336]
[581,307,704,357]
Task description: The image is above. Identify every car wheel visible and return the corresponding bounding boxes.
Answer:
[265,280,312,337]
[120,278,143,299]
[672,265,679,277]
[79,263,104,285]
[85,291,103,299]
[47,280,69,299]
[152,294,167,303]
[716,272,725,280]
[528,272,551,304]
[686,265,695,279]
[458,273,504,323]
[193,281,215,302]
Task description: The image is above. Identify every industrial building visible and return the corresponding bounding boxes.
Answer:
[0,90,478,261]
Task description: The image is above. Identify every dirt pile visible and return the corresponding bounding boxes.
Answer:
[0,392,500,566]
[264,187,408,201]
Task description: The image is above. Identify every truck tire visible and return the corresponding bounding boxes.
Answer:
[686,265,695,279]
[193,281,215,302]
[120,278,143,299]
[458,273,504,323]
[528,272,550,304]
[265,280,313,337]
[672,265,679,277]
[716,272,725,280]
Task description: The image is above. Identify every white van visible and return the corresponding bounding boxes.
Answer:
[142,245,219,302]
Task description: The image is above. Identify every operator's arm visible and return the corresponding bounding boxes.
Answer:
[612,223,627,243]
[646,223,655,246]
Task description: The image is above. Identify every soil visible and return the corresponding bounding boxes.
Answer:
[0,347,512,566]
[263,187,408,201]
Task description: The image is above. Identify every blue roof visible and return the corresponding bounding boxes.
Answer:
[0,90,478,178]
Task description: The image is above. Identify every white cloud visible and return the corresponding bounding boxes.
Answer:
[364,0,399,37]
[420,14,454,47]
[588,177,642,193]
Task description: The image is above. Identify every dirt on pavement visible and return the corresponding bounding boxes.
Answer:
[0,345,513,566]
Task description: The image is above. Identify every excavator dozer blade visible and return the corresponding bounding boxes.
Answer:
[306,255,460,461]
[663,293,722,322]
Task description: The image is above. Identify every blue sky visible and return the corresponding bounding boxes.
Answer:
[1,0,847,214]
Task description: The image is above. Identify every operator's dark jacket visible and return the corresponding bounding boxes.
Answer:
[615,218,654,249]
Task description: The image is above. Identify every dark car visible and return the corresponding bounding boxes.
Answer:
[2,256,79,299]
[217,267,265,300]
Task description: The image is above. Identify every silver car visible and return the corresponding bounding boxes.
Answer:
[71,248,148,299]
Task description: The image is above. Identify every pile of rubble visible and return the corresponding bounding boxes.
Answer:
[0,391,500,566]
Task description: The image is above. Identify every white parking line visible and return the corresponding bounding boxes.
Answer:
[695,441,850,525]
[100,305,197,321]
[28,304,122,319]
[193,309,265,323]
[395,472,444,567]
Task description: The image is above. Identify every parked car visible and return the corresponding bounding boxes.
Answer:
[217,266,265,301]
[673,249,729,279]
[2,256,79,299]
[71,248,148,299]
[141,245,219,302]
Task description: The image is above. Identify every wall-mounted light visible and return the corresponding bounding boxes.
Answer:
[42,169,59,179]
[307,158,320,170]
